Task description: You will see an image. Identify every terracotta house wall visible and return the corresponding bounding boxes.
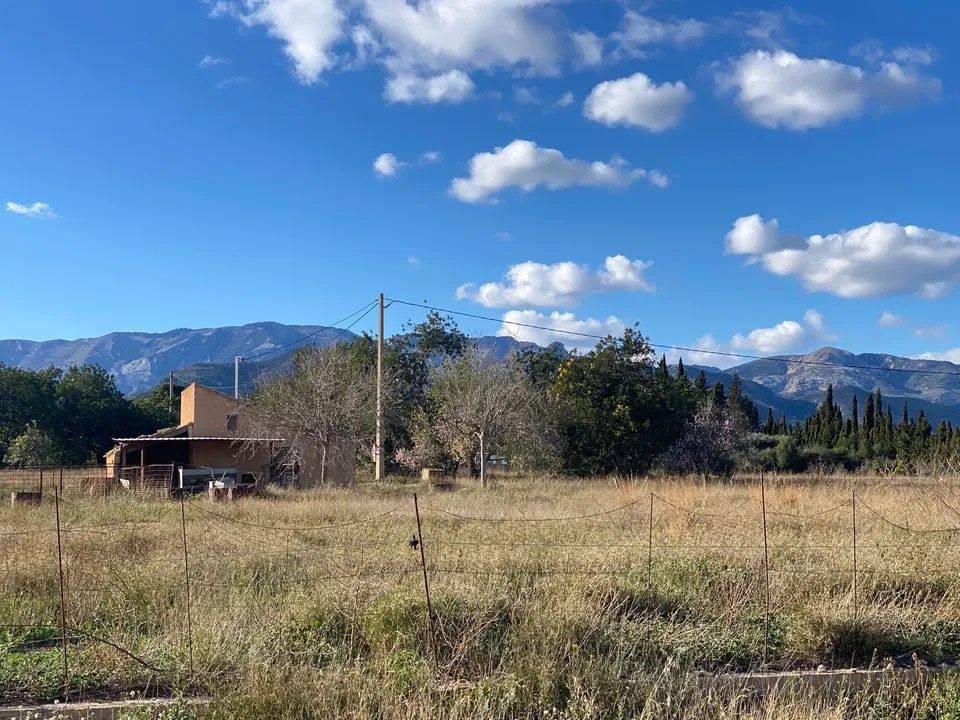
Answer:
[180,384,244,437]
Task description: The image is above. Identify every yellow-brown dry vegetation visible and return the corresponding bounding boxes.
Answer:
[2,474,960,719]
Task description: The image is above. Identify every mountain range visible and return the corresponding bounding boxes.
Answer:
[3,323,960,425]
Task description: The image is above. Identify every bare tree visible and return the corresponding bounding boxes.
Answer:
[429,352,552,486]
[241,344,378,484]
[657,397,752,479]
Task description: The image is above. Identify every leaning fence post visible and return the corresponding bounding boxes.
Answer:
[54,485,70,701]
[852,488,859,621]
[760,471,772,667]
[413,493,437,667]
[646,493,654,602]
[39,467,44,498]
[179,492,195,679]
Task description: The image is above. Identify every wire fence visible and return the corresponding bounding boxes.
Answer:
[2,476,960,702]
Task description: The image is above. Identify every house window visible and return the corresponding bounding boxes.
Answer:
[226,413,238,432]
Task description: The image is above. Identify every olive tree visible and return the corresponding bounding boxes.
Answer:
[242,344,380,483]
[429,352,552,486]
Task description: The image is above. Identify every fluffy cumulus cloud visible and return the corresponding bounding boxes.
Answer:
[385,70,474,103]
[715,50,941,130]
[731,309,836,355]
[219,0,347,84]
[726,214,960,299]
[878,311,906,328]
[498,310,625,350]
[5,201,57,219]
[612,10,707,58]
[583,72,692,132]
[214,0,563,99]
[457,255,654,308]
[450,140,666,204]
[372,152,403,177]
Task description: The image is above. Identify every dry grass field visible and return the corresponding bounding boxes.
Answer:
[3,474,960,719]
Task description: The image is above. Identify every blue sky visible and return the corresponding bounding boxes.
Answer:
[2,1,958,366]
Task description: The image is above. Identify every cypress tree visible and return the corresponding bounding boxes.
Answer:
[656,354,670,382]
[711,382,727,408]
[777,413,788,435]
[677,357,686,380]
[763,407,775,435]
[851,395,859,432]
[694,370,708,394]
[864,393,875,436]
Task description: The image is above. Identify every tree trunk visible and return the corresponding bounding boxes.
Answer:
[320,438,329,485]
[479,431,486,488]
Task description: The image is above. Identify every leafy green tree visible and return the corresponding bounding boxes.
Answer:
[55,365,132,465]
[552,328,695,476]
[3,424,62,466]
[0,365,60,462]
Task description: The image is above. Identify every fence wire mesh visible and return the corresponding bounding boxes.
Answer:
[2,477,960,705]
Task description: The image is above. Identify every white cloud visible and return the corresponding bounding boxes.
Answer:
[373,152,404,177]
[725,214,786,255]
[514,85,540,105]
[365,0,561,77]
[892,45,933,66]
[499,310,625,350]
[450,139,666,204]
[555,90,575,108]
[916,349,960,364]
[878,311,905,328]
[5,201,57,219]
[199,54,231,67]
[583,72,692,132]
[715,50,940,130]
[495,231,513,241]
[224,0,347,85]
[385,70,475,103]
[456,254,654,308]
[216,75,249,89]
[731,309,836,355]
[407,255,421,268]
[664,334,734,369]
[726,214,960,299]
[612,10,707,58]
[419,150,442,164]
[572,30,603,67]
[914,324,949,339]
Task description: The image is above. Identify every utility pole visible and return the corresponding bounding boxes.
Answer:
[375,293,385,481]
[234,356,242,400]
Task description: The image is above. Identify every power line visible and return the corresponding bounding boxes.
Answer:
[386,298,960,378]
[242,299,378,362]
[169,301,380,395]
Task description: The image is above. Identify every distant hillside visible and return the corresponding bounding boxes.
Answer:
[174,335,560,395]
[0,322,356,394]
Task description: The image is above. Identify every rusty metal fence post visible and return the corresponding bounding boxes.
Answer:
[54,485,70,701]
[179,492,195,679]
[760,471,771,667]
[852,488,859,621]
[413,493,437,667]
[646,493,654,602]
